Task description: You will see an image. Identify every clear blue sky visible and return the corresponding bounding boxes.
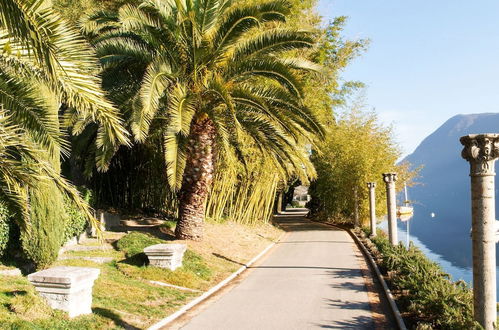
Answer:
[317,0,499,156]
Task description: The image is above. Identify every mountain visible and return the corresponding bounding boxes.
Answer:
[402,113,499,268]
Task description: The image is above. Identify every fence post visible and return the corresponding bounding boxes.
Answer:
[367,182,377,237]
[460,134,498,330]
[383,173,398,245]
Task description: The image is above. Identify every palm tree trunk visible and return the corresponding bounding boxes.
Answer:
[175,116,216,240]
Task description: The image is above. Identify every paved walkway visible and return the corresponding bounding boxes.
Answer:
[179,210,376,330]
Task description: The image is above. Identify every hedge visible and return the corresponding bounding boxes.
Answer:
[0,202,11,258]
[355,228,479,329]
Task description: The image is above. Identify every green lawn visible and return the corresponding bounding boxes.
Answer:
[0,221,281,329]
[1,257,198,329]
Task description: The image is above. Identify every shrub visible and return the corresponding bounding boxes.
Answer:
[116,232,164,258]
[21,182,66,269]
[0,202,11,258]
[62,198,88,244]
[366,234,478,329]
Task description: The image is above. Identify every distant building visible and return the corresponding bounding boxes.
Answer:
[293,185,310,207]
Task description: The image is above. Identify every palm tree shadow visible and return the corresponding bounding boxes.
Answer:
[93,307,141,330]
[212,253,245,266]
[313,315,375,329]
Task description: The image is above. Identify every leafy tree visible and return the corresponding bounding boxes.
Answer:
[308,97,416,226]
[53,0,141,22]
[0,0,129,267]
[84,0,324,240]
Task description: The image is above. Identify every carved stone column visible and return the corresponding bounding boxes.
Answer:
[367,182,377,237]
[461,134,499,330]
[383,173,398,245]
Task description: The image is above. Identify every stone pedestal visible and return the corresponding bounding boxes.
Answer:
[461,134,499,330]
[367,182,377,237]
[27,266,100,318]
[144,244,187,270]
[383,173,398,245]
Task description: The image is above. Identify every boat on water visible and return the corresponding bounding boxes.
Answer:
[397,183,413,222]
[397,182,414,247]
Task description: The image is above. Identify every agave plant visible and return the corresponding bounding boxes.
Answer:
[0,0,129,227]
[85,0,324,240]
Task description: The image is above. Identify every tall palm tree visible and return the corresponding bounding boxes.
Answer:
[85,0,323,240]
[0,0,130,227]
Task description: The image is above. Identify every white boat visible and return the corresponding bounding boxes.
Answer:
[397,182,414,247]
[397,183,414,221]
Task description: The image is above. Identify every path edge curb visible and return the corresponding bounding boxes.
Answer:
[310,220,407,330]
[347,228,407,330]
[147,230,286,330]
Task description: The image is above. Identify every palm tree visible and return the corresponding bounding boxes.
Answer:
[85,0,323,240]
[0,0,129,227]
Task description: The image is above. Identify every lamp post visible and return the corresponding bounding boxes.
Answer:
[383,173,398,245]
[367,182,377,237]
[460,134,499,330]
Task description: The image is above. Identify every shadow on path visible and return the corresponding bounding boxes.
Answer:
[273,209,343,233]
[325,299,371,312]
[313,315,374,329]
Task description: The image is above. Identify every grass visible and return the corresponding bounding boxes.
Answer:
[0,258,197,329]
[117,250,214,290]
[0,220,282,329]
[64,249,122,258]
[159,220,177,231]
[116,232,163,258]
[0,263,17,270]
[0,274,117,329]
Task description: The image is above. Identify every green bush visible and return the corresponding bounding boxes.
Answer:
[367,234,478,329]
[62,198,88,244]
[116,232,164,258]
[21,182,66,269]
[0,202,11,258]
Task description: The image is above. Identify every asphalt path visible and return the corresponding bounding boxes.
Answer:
[179,210,375,330]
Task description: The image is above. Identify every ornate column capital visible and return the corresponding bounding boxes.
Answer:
[382,173,397,184]
[367,182,376,189]
[460,134,499,176]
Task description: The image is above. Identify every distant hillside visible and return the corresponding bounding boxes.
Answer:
[402,113,499,268]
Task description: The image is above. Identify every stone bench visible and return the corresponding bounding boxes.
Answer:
[144,244,187,270]
[27,266,100,317]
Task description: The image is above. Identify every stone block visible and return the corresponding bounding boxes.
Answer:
[144,244,187,270]
[27,266,100,318]
[87,211,121,236]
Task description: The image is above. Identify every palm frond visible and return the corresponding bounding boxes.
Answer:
[163,131,188,191]
[229,58,304,96]
[166,83,196,136]
[0,70,65,156]
[131,56,174,142]
[212,0,289,53]
[231,29,314,61]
